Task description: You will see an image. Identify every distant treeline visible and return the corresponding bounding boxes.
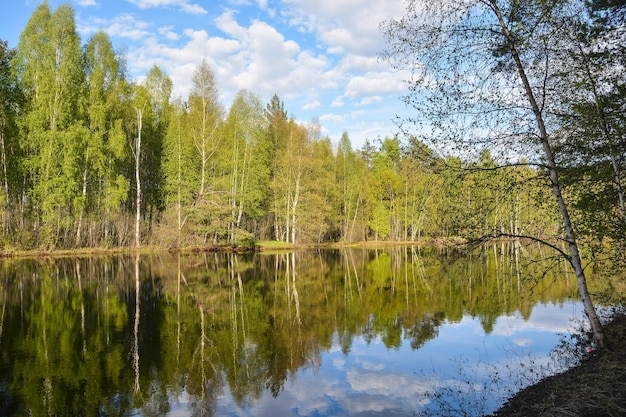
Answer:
[0,2,618,250]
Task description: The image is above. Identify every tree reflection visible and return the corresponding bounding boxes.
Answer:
[132,254,141,397]
[405,313,443,350]
[0,245,613,415]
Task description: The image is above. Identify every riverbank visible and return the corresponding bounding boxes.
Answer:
[490,313,626,416]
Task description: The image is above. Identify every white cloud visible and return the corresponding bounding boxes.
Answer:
[302,100,321,111]
[82,14,151,40]
[76,0,97,6]
[282,0,406,56]
[361,360,385,371]
[512,337,534,347]
[345,72,406,98]
[356,96,383,106]
[207,11,335,100]
[158,25,180,40]
[75,0,410,149]
[337,55,382,73]
[180,3,207,14]
[180,29,241,56]
[331,97,344,108]
[320,113,344,123]
[332,357,346,370]
[346,369,433,405]
[492,304,583,337]
[121,10,329,103]
[125,0,208,14]
[215,10,249,39]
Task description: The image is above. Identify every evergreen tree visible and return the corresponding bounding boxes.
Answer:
[262,94,289,241]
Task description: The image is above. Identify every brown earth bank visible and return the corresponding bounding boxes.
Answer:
[489,313,626,417]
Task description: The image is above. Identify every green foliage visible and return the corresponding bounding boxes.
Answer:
[1,0,622,249]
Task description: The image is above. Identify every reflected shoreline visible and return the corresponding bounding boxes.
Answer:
[0,246,602,416]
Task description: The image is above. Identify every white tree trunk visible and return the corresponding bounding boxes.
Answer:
[291,172,301,244]
[491,0,606,349]
[135,108,142,248]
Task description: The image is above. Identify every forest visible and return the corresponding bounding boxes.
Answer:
[0,1,623,251]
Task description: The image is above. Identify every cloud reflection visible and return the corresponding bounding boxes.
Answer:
[206,302,583,416]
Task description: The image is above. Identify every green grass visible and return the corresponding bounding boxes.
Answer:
[255,240,295,250]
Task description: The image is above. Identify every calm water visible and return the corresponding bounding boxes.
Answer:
[0,246,587,416]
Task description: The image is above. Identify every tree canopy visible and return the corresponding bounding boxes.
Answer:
[381,0,626,349]
[0,0,621,265]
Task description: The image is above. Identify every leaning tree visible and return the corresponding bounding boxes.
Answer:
[381,0,609,349]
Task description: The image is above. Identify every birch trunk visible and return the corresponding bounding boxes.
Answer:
[490,0,607,349]
[135,107,143,248]
[291,172,301,244]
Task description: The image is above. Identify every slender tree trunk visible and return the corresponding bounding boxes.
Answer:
[0,127,7,236]
[349,189,361,242]
[490,0,606,348]
[291,172,300,244]
[291,252,301,324]
[76,261,87,354]
[177,116,182,244]
[0,125,8,195]
[273,172,281,241]
[237,136,249,229]
[76,157,88,245]
[230,124,238,241]
[135,107,143,248]
[200,98,207,196]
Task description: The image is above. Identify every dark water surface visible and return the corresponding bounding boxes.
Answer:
[0,246,587,416]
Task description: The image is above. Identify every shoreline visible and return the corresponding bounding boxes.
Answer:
[490,313,626,416]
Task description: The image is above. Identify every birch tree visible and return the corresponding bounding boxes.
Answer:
[0,40,21,238]
[14,2,85,246]
[400,137,443,241]
[80,31,129,245]
[142,65,171,224]
[222,90,267,243]
[189,59,223,198]
[382,0,608,348]
[163,97,191,244]
[132,84,149,247]
[290,122,337,243]
[273,121,307,243]
[367,138,402,240]
[336,132,368,242]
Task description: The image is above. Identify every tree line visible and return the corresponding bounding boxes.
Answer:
[0,1,621,251]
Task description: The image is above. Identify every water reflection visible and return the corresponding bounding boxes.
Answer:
[0,246,593,416]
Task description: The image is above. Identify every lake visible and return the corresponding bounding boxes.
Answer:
[0,245,591,416]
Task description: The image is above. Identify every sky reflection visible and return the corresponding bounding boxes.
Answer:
[204,301,584,417]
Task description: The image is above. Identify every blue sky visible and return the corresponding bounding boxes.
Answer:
[2,0,412,149]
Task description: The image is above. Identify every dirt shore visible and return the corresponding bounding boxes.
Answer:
[490,313,626,417]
